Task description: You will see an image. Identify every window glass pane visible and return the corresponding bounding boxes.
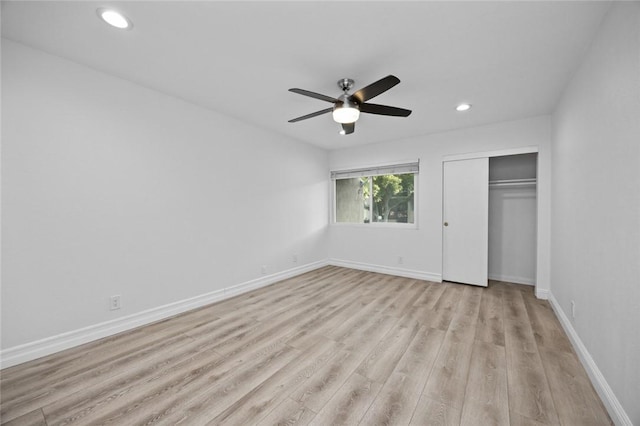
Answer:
[335,177,370,223]
[371,173,415,223]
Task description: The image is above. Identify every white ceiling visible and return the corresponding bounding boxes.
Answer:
[1,1,611,150]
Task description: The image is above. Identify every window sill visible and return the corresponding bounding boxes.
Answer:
[331,222,418,230]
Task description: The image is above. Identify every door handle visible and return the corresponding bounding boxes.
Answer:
[444,222,449,226]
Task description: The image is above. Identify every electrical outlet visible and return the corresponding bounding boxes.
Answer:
[397,256,403,265]
[261,265,267,275]
[110,295,121,311]
[292,254,298,264]
[571,300,576,319]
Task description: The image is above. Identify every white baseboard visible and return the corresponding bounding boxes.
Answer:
[0,260,328,369]
[488,273,535,286]
[534,287,549,300]
[223,260,327,297]
[548,293,632,426]
[328,258,441,282]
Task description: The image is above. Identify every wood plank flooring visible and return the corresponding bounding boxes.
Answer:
[0,266,612,425]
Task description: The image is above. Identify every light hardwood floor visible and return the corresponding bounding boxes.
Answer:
[0,266,612,425]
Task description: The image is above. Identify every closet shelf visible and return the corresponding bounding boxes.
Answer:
[489,178,537,187]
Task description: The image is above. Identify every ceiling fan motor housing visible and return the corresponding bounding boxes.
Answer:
[333,94,360,123]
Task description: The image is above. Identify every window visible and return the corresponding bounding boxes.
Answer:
[332,162,418,225]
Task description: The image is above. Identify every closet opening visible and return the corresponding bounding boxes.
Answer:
[488,153,538,286]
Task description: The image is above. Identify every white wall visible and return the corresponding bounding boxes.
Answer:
[1,40,329,355]
[551,2,640,424]
[328,115,551,296]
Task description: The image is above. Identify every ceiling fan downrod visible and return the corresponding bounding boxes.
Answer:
[337,78,355,93]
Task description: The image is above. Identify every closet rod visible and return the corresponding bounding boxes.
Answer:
[489,178,537,187]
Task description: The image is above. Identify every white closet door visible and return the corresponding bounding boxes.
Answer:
[443,158,489,287]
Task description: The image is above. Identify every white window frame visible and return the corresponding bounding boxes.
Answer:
[330,161,419,229]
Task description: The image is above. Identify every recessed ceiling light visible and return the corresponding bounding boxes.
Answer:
[456,103,472,112]
[97,8,132,30]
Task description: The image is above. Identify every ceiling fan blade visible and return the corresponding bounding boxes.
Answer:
[351,75,401,103]
[288,107,333,123]
[289,88,340,103]
[342,122,355,135]
[360,103,412,117]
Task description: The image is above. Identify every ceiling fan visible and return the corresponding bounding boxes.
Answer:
[288,75,412,135]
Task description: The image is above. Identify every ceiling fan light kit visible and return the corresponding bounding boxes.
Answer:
[288,75,411,135]
[332,97,360,124]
